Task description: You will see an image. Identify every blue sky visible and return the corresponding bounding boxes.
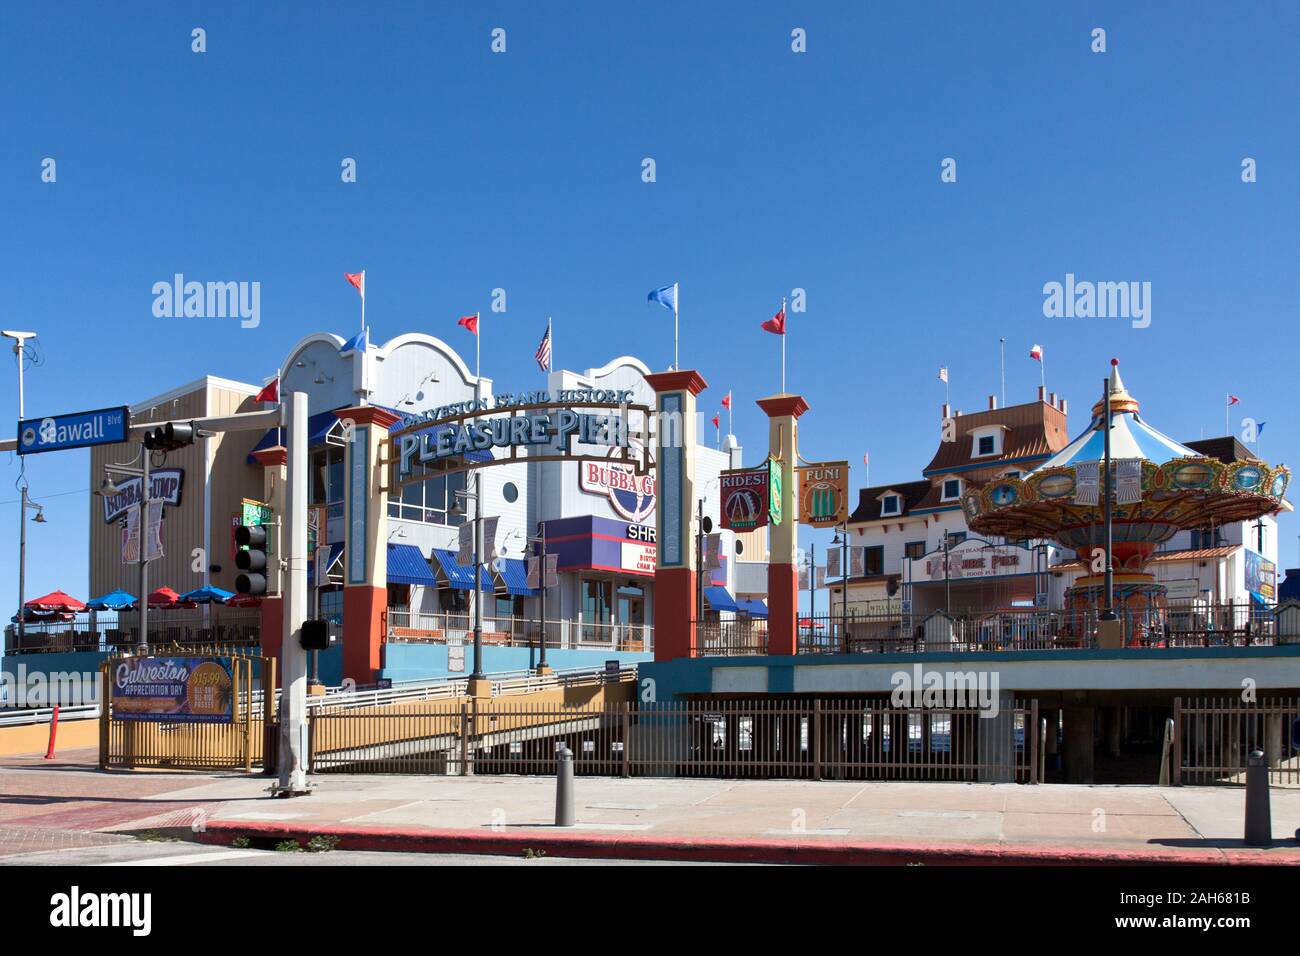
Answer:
[1,0,1297,603]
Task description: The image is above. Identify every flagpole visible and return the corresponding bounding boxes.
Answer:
[1225,396,1228,438]
[780,296,787,393]
[999,338,1005,407]
[360,270,365,332]
[673,283,679,371]
[476,311,481,380]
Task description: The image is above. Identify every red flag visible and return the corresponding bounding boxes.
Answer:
[254,379,279,403]
[1227,394,1240,406]
[721,391,732,409]
[712,413,720,429]
[344,271,365,298]
[761,307,785,335]
[458,313,479,335]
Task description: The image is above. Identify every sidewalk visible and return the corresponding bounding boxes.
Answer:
[3,750,1299,865]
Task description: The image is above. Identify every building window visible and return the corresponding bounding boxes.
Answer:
[942,479,962,501]
[582,579,613,624]
[880,494,900,516]
[977,435,995,456]
[387,468,468,526]
[1190,529,1223,550]
[319,587,344,624]
[311,446,347,519]
[904,540,926,560]
[946,531,967,548]
[863,546,884,576]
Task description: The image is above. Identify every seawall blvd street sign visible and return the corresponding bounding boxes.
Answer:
[18,405,129,455]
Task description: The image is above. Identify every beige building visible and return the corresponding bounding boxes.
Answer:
[88,376,265,601]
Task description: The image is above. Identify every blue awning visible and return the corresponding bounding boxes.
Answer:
[704,586,739,613]
[495,557,538,597]
[247,410,347,463]
[387,544,438,586]
[431,549,495,591]
[737,598,768,619]
[309,542,345,586]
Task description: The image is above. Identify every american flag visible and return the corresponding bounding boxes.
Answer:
[534,320,552,371]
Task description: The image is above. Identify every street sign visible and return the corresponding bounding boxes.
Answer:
[18,405,129,455]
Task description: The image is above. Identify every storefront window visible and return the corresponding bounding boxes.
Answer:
[582,579,613,624]
[319,587,343,624]
[387,466,468,526]
[311,446,346,519]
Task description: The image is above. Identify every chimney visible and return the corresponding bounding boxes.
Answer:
[955,410,962,417]
[1060,398,1068,415]
[1037,385,1046,402]
[988,395,997,410]
[941,402,951,420]
[1049,391,1057,406]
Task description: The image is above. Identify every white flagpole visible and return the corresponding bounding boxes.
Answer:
[780,296,787,393]
[727,394,732,435]
[1040,352,1046,391]
[549,316,554,376]
[476,311,481,380]
[360,270,365,332]
[673,283,679,371]
[1225,395,1229,438]
[999,338,1005,407]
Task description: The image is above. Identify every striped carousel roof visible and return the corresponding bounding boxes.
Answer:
[1034,363,1199,471]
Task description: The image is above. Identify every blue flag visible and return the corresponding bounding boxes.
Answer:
[1257,422,1266,437]
[647,283,678,314]
[340,326,369,354]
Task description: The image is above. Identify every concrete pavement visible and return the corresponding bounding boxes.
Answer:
[3,747,1299,865]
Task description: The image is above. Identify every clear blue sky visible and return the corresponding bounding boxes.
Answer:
[1,1,1297,605]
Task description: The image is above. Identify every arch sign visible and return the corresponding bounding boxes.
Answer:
[384,391,654,492]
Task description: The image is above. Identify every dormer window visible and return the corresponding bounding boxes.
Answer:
[942,478,962,501]
[880,494,901,517]
[970,426,1003,459]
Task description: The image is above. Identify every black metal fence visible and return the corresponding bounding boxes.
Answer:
[1173,696,1300,786]
[309,697,1039,783]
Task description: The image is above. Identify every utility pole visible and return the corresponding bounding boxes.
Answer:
[529,520,552,673]
[839,522,849,651]
[1101,372,1115,622]
[277,390,310,794]
[471,470,485,682]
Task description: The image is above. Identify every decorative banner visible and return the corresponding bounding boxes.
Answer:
[527,553,560,589]
[720,466,770,530]
[1244,549,1277,601]
[1116,459,1143,504]
[103,469,184,524]
[121,501,164,564]
[798,565,810,590]
[1073,461,1099,505]
[850,547,865,578]
[796,461,849,527]
[815,566,827,587]
[703,532,723,570]
[769,457,783,526]
[826,547,841,578]
[110,656,234,723]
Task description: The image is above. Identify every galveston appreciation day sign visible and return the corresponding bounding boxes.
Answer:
[111,657,234,723]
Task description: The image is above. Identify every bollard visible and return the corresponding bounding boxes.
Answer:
[1244,750,1272,848]
[44,705,60,760]
[555,743,575,827]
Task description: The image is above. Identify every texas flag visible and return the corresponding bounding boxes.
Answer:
[721,391,732,409]
[1030,344,1043,362]
[711,413,720,429]
[344,271,365,299]
[1227,394,1240,406]
[458,313,479,335]
[761,305,785,335]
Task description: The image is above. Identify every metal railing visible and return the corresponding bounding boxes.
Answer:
[308,664,637,711]
[696,622,769,656]
[1173,696,1300,786]
[309,697,1039,782]
[384,608,652,653]
[6,610,261,655]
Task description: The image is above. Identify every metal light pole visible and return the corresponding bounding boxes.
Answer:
[99,444,153,648]
[5,330,36,646]
[529,522,550,671]
[837,522,849,649]
[1101,371,1116,622]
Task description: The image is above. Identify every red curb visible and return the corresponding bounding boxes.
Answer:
[195,821,1300,866]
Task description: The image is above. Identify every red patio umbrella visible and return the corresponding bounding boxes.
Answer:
[25,590,87,613]
[225,593,262,608]
[147,587,187,609]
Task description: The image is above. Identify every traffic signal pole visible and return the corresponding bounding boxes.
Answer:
[278,390,309,794]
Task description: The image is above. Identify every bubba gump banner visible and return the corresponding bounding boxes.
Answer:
[796,461,849,527]
[720,466,770,530]
[111,656,234,723]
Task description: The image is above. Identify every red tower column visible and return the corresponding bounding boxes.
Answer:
[757,394,809,656]
[335,405,400,685]
[646,369,708,662]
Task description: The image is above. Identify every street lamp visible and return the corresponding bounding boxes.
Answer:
[832,524,850,651]
[527,523,552,672]
[451,470,487,682]
[4,330,37,649]
[15,488,44,648]
[97,445,152,649]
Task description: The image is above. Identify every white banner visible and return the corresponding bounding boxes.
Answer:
[1116,458,1143,504]
[1074,461,1099,505]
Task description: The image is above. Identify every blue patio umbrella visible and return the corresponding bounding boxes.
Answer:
[177,585,236,605]
[85,589,137,611]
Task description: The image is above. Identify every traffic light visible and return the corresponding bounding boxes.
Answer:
[300,619,332,651]
[143,421,197,452]
[234,523,269,595]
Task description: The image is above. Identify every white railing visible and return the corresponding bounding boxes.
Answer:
[307,664,637,711]
[385,609,653,653]
[0,703,101,726]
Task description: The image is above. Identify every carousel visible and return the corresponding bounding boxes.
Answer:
[962,360,1290,629]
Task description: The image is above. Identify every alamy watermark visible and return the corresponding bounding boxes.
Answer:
[1042,273,1150,329]
[889,665,1001,717]
[1,664,99,709]
[152,274,260,328]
